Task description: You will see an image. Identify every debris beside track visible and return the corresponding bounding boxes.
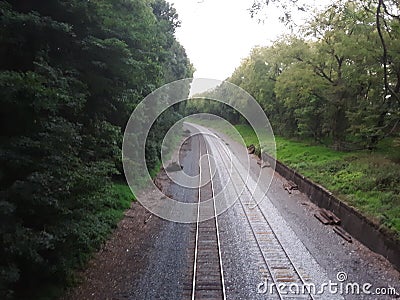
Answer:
[283,180,298,194]
[314,208,341,225]
[333,226,353,243]
[314,208,352,243]
[165,162,183,172]
[257,159,271,168]
[247,144,255,154]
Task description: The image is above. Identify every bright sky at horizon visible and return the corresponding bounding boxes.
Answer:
[169,0,330,81]
[169,0,287,81]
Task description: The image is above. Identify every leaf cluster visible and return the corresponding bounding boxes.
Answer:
[0,0,193,298]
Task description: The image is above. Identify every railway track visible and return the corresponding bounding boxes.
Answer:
[203,129,316,300]
[190,135,226,300]
[186,127,315,299]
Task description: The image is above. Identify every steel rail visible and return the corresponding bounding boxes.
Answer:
[191,134,226,300]
[205,135,227,300]
[209,133,315,300]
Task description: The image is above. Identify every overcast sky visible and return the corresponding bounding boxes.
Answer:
[170,0,284,80]
[169,0,327,81]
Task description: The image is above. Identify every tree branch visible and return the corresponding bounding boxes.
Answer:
[376,0,390,98]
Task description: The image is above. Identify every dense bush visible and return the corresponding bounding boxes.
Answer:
[0,0,193,298]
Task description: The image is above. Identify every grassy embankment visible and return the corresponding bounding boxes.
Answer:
[189,118,400,239]
[56,157,170,298]
[108,182,135,219]
[89,126,182,251]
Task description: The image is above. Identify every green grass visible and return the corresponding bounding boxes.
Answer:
[97,182,135,228]
[190,118,400,240]
[264,132,399,239]
[77,182,134,272]
[109,182,135,211]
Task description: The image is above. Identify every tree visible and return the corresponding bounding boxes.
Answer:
[229,0,399,148]
[0,0,193,298]
[249,0,400,146]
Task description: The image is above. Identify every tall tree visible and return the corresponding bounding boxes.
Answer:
[0,0,193,298]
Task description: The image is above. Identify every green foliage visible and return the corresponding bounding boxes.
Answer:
[233,124,400,239]
[0,0,193,298]
[227,1,400,149]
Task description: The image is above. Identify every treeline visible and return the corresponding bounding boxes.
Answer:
[194,1,400,150]
[233,2,400,149]
[0,0,193,298]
